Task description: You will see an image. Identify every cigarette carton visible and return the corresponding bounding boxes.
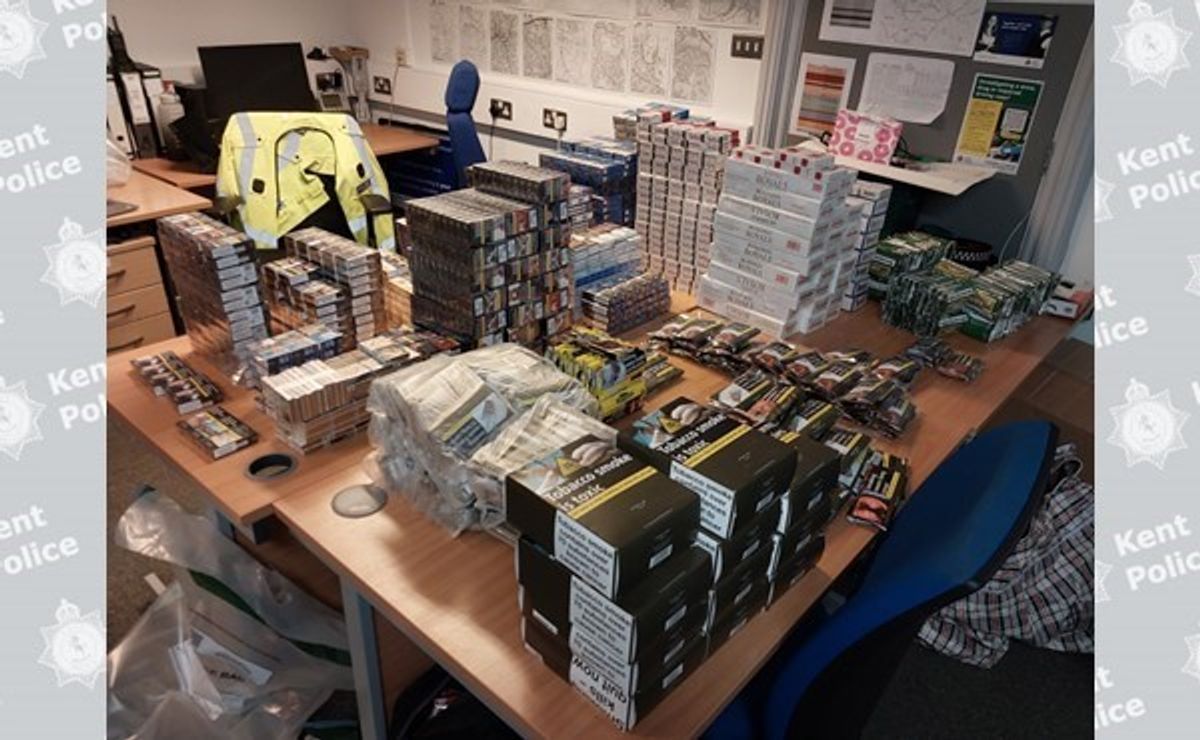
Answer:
[521,616,706,731]
[620,398,796,539]
[693,497,781,581]
[506,437,700,598]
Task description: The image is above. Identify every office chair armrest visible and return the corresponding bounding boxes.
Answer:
[359,193,392,216]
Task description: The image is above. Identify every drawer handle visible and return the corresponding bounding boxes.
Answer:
[107,268,128,281]
[110,335,144,351]
[107,304,136,318]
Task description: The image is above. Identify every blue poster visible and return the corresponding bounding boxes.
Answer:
[974,12,1057,69]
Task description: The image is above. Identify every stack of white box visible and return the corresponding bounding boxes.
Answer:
[840,181,893,312]
[634,118,739,294]
[696,145,859,337]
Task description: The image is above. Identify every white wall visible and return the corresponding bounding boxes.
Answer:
[109,0,350,82]
[349,0,765,152]
[111,0,764,159]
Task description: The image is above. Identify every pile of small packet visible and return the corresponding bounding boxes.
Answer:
[648,314,918,532]
[902,337,985,383]
[650,315,919,438]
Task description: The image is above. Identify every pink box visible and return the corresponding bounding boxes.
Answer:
[829,110,901,165]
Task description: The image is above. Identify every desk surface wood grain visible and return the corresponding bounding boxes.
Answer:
[273,304,1074,739]
[106,171,212,227]
[107,335,371,526]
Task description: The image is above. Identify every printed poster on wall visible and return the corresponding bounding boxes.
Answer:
[819,0,986,57]
[953,73,1044,175]
[789,53,857,137]
[974,11,1057,69]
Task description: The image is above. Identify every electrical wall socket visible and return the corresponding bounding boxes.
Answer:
[490,98,513,120]
[394,48,409,67]
[542,108,568,132]
[373,76,392,95]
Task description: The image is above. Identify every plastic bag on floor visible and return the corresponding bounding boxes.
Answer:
[114,490,352,667]
[108,582,343,740]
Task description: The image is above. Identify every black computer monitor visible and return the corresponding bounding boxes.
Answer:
[198,42,317,120]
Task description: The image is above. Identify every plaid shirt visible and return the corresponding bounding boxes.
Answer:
[918,444,1094,668]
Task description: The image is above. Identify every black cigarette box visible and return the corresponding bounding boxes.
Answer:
[771,429,841,531]
[516,536,711,663]
[522,616,706,731]
[506,436,700,598]
[694,497,781,582]
[706,584,770,655]
[769,532,826,600]
[706,543,773,628]
[619,397,796,539]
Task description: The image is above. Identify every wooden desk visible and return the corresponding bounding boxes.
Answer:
[107,335,370,538]
[131,158,218,191]
[130,124,439,190]
[360,123,440,156]
[273,305,1075,739]
[107,171,212,228]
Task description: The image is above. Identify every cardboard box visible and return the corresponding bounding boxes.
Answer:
[696,278,803,338]
[620,398,795,539]
[771,430,841,530]
[506,436,700,598]
[706,541,773,627]
[769,531,826,598]
[517,537,711,663]
[693,497,781,581]
[713,211,830,274]
[718,193,843,241]
[522,616,707,731]
[706,585,769,654]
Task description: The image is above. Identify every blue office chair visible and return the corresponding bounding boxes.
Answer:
[445,60,486,188]
[708,420,1057,739]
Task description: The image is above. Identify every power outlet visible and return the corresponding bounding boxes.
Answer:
[542,108,568,132]
[394,47,409,67]
[373,76,392,95]
[489,98,513,121]
[731,34,765,60]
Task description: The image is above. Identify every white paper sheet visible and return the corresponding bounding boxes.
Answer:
[859,53,954,124]
[820,0,986,58]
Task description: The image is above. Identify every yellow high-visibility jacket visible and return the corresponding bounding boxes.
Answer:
[216,111,394,251]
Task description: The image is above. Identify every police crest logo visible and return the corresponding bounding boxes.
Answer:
[38,599,106,689]
[0,0,48,79]
[41,218,107,307]
[1111,0,1193,87]
[0,379,44,461]
[1107,378,1189,469]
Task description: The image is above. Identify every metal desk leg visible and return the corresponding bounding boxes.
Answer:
[341,578,388,740]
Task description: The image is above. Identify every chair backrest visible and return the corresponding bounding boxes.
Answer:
[764,420,1057,739]
[444,60,485,188]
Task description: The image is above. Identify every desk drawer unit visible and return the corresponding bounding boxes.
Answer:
[108,235,174,353]
[108,236,162,294]
[107,312,176,354]
[107,284,169,328]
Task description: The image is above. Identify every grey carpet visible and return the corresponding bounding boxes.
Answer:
[865,640,1093,738]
